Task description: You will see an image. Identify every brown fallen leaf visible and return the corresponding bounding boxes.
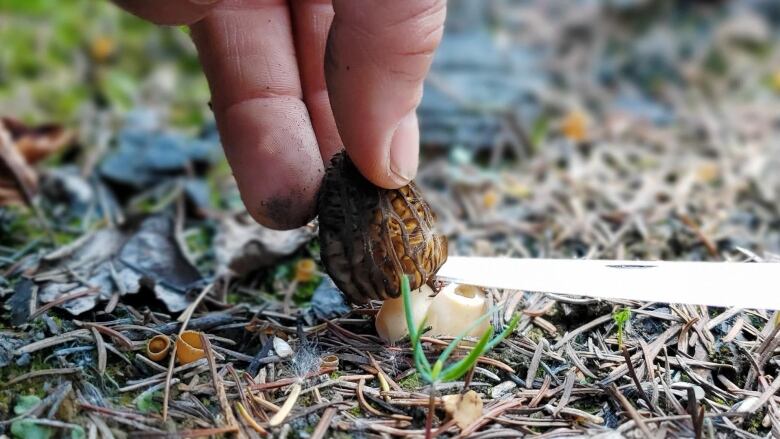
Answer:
[442,390,483,430]
[0,118,72,206]
[2,117,73,164]
[0,121,37,206]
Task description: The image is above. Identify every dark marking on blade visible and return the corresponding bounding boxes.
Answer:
[605,264,657,269]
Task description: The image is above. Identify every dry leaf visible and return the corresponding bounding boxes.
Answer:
[213,212,316,277]
[36,215,203,315]
[0,118,72,206]
[0,122,37,206]
[442,390,483,430]
[2,117,73,164]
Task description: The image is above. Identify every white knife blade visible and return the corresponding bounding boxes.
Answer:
[436,256,780,310]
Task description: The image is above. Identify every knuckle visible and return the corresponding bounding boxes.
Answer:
[385,1,446,54]
[388,0,447,29]
[345,0,446,52]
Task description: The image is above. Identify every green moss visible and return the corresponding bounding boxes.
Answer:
[710,396,726,406]
[184,226,212,257]
[226,293,242,305]
[295,394,313,408]
[745,411,767,434]
[306,238,321,259]
[398,373,421,391]
[225,290,264,306]
[206,159,235,209]
[50,315,63,328]
[0,379,46,418]
[570,399,602,414]
[578,375,594,385]
[0,352,51,418]
[0,207,44,246]
[527,327,546,344]
[495,344,528,369]
[293,277,321,305]
[708,344,734,365]
[117,392,135,408]
[131,197,159,214]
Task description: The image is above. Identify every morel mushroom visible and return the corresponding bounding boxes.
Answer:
[318,151,448,304]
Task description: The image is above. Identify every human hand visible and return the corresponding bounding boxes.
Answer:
[115,0,446,229]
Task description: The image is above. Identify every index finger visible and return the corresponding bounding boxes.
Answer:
[190,0,324,230]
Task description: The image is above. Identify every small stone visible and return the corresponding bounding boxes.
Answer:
[15,352,31,367]
[273,337,293,359]
[491,381,517,399]
[732,396,760,413]
[672,383,705,401]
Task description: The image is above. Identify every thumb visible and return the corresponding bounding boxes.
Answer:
[325,0,446,188]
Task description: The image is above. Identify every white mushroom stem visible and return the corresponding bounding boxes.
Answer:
[375,285,434,343]
[426,283,490,337]
[375,283,490,343]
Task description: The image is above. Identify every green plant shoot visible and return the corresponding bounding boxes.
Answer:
[401,275,520,385]
[613,308,631,350]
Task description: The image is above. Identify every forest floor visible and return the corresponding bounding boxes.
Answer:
[2,1,780,438]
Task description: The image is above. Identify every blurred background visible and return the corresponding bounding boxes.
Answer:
[1,1,780,434]
[2,0,780,281]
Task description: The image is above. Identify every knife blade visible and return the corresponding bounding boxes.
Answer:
[436,256,780,310]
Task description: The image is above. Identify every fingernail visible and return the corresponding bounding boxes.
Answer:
[389,112,419,185]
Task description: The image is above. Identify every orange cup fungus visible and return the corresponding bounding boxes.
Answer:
[294,258,317,282]
[175,330,206,364]
[146,335,171,362]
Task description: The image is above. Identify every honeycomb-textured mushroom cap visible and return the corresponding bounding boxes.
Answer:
[318,151,448,304]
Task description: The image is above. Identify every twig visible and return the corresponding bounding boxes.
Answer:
[91,327,107,374]
[526,339,545,388]
[553,314,613,349]
[608,383,652,439]
[3,367,81,387]
[622,344,656,413]
[425,385,437,439]
[357,378,388,417]
[686,387,705,439]
[552,369,576,417]
[250,367,335,390]
[458,399,526,437]
[236,401,267,435]
[80,321,133,349]
[29,288,99,321]
[310,407,337,439]
[129,426,239,438]
[201,333,238,429]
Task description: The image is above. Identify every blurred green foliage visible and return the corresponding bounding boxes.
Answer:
[0,0,210,127]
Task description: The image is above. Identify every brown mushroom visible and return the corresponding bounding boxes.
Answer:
[318,151,448,304]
